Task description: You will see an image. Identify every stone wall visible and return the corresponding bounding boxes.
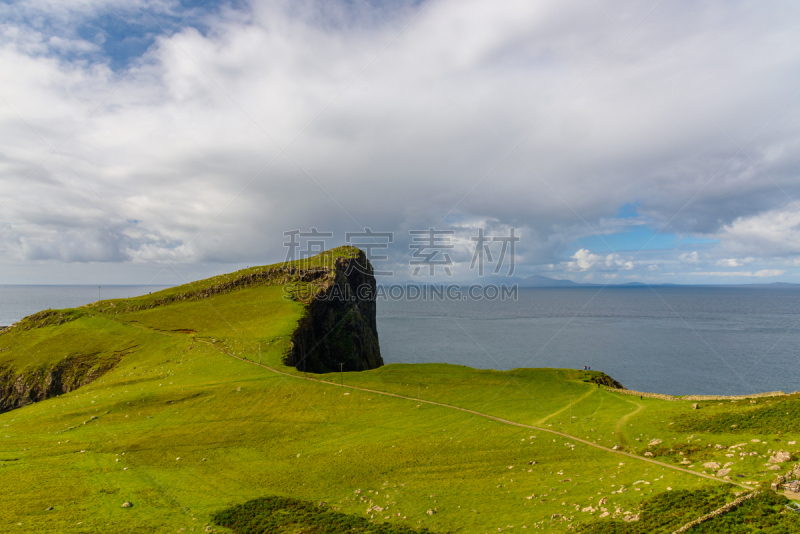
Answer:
[606,387,794,402]
[669,491,759,534]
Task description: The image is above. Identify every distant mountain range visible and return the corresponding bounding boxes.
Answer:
[519,275,581,287]
[378,274,800,288]
[467,275,800,288]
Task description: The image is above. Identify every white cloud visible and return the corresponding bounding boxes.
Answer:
[715,257,755,267]
[687,270,785,277]
[0,0,800,283]
[605,253,634,269]
[716,208,800,258]
[568,248,601,270]
[679,252,699,263]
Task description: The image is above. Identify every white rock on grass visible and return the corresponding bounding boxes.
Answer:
[703,462,721,469]
[769,451,791,464]
[716,469,731,477]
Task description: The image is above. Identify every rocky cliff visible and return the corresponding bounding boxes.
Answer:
[0,352,124,414]
[0,247,381,412]
[285,249,383,373]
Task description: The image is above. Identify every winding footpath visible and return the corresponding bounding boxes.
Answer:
[192,338,751,490]
[99,311,752,491]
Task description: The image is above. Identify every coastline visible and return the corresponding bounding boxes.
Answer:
[606,386,797,402]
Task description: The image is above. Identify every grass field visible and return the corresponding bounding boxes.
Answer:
[1,248,798,533]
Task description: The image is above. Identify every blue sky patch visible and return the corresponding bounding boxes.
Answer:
[45,0,243,70]
[574,226,719,253]
[615,202,639,218]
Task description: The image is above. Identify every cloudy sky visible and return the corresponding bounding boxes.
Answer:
[1,0,799,285]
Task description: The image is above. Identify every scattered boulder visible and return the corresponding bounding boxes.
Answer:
[767,465,781,471]
[768,451,791,464]
[703,462,721,469]
[644,452,654,457]
[121,501,132,508]
[612,445,620,450]
[648,439,662,447]
[691,403,699,409]
[426,509,435,516]
[717,469,731,477]
[45,506,53,511]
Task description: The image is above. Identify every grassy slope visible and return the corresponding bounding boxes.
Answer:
[0,248,798,533]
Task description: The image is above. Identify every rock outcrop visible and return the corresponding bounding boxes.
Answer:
[286,250,383,373]
[588,372,624,389]
[0,352,123,414]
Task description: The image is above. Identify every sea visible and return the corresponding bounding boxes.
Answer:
[1,285,799,397]
[376,286,800,397]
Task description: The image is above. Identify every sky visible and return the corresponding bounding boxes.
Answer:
[1,0,799,286]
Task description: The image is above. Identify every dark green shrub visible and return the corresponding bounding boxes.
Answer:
[212,495,441,534]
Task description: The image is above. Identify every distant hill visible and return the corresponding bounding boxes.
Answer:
[520,274,582,287]
[463,274,582,287]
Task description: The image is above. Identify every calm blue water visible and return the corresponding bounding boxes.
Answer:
[376,286,800,396]
[0,286,170,327]
[2,285,799,396]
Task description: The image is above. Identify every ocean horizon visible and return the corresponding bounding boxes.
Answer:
[2,284,799,397]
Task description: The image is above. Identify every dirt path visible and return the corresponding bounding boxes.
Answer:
[615,398,645,447]
[188,338,750,490]
[99,313,751,491]
[535,387,598,425]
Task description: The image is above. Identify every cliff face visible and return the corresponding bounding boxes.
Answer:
[588,372,624,389]
[0,352,123,414]
[0,248,380,412]
[286,250,383,373]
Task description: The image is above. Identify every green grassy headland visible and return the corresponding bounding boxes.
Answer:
[0,246,798,533]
